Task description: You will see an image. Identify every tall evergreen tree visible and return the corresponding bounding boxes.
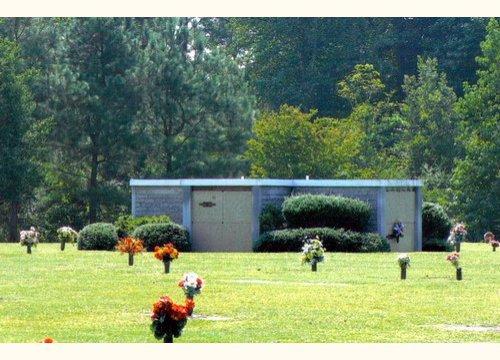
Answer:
[452,19,500,238]
[0,39,38,241]
[401,57,458,177]
[48,18,139,224]
[134,18,255,178]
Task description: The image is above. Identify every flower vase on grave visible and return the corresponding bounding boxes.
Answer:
[311,259,317,272]
[128,253,134,266]
[164,259,171,273]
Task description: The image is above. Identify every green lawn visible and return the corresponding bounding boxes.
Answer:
[0,243,498,343]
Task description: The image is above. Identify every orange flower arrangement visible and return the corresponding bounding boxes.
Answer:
[42,337,54,343]
[116,237,144,254]
[154,243,179,262]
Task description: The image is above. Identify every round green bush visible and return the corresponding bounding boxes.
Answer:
[254,227,390,253]
[422,202,452,240]
[282,194,372,231]
[77,223,118,251]
[132,223,190,252]
[114,214,171,238]
[259,204,286,233]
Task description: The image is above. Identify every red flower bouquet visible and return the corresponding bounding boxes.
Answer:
[150,295,195,343]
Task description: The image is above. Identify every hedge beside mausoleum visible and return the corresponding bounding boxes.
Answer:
[282,194,372,231]
[132,223,190,251]
[254,227,390,252]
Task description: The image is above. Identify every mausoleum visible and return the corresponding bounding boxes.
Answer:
[130,179,423,252]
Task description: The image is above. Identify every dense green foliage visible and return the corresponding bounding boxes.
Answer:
[0,18,498,240]
[134,18,255,178]
[254,227,390,252]
[246,105,365,178]
[0,39,38,242]
[452,19,500,239]
[282,194,372,231]
[132,223,190,251]
[114,215,171,238]
[204,18,487,116]
[259,204,285,233]
[401,57,459,178]
[77,223,118,251]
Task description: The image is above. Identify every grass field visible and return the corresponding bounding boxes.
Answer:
[0,243,498,343]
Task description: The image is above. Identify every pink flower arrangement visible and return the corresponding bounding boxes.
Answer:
[446,252,461,269]
[484,232,498,251]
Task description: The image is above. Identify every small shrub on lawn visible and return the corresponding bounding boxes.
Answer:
[259,204,286,233]
[282,194,372,231]
[254,227,390,252]
[422,202,452,251]
[132,223,190,251]
[115,214,171,238]
[77,223,118,251]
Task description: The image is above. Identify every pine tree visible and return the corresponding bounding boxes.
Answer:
[0,38,38,241]
[134,18,254,178]
[49,18,139,224]
[452,19,500,238]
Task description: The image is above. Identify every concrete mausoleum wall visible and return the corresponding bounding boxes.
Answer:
[129,179,423,252]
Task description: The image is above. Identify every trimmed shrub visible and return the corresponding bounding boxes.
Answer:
[132,223,190,251]
[115,214,171,238]
[77,223,118,251]
[422,237,453,252]
[254,227,390,253]
[422,202,452,240]
[282,194,372,231]
[259,204,286,233]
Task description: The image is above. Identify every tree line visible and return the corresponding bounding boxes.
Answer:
[0,17,498,241]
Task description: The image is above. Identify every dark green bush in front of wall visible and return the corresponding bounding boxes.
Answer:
[422,202,452,251]
[115,214,171,238]
[282,194,372,231]
[254,227,390,253]
[132,223,191,251]
[77,223,119,250]
[422,202,452,239]
[259,203,286,233]
[422,237,453,252]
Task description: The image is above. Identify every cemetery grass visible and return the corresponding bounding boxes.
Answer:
[0,243,498,343]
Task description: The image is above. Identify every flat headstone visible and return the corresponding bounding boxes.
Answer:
[228,279,349,287]
[438,324,500,332]
[191,314,231,321]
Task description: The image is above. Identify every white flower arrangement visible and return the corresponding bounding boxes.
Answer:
[178,272,205,299]
[57,226,78,244]
[448,223,467,245]
[397,253,410,269]
[301,236,325,264]
[20,227,40,246]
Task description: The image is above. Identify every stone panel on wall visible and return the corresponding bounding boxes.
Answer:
[132,186,183,223]
[259,187,292,211]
